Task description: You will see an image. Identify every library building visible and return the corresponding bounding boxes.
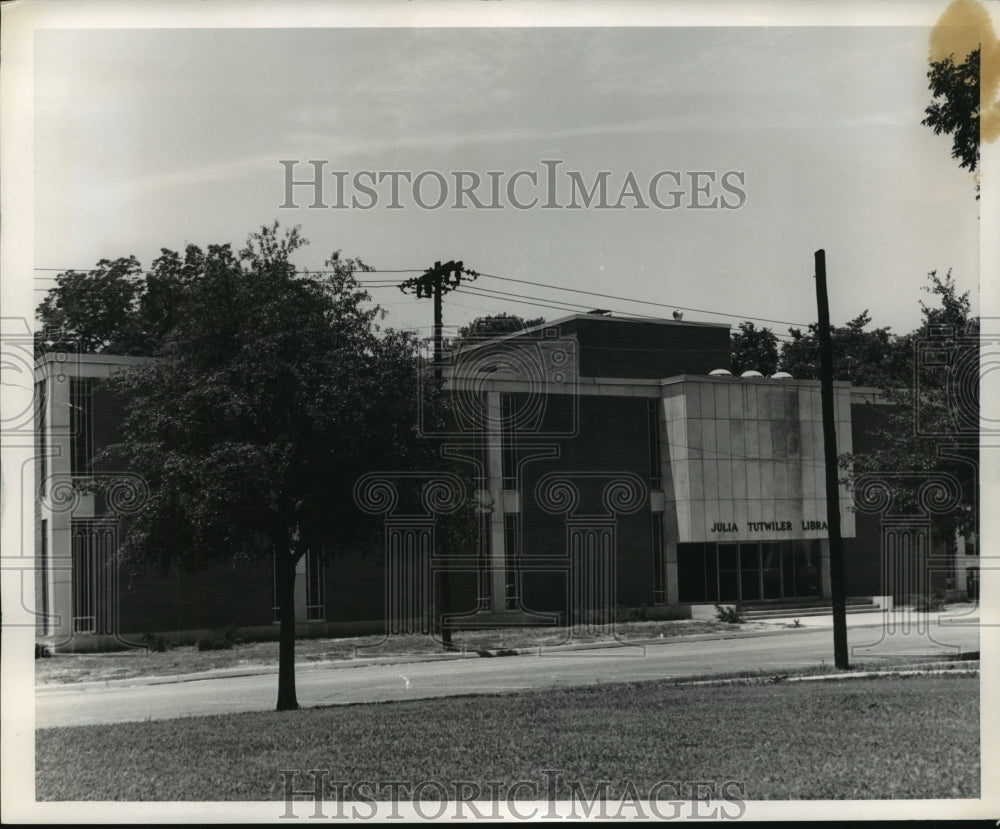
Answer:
[34,313,978,650]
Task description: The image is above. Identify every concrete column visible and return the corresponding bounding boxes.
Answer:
[47,370,73,645]
[665,541,680,604]
[485,392,507,609]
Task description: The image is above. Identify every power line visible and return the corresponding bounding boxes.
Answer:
[474,271,812,329]
[458,283,804,342]
[458,286,595,316]
[33,263,814,332]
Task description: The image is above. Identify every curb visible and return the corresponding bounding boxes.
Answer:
[672,663,980,687]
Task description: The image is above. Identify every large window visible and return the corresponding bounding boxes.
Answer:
[71,520,116,634]
[503,514,520,610]
[70,378,94,476]
[501,393,517,489]
[718,543,739,601]
[38,519,49,635]
[36,381,47,496]
[762,542,783,600]
[647,399,662,489]
[678,540,822,603]
[652,515,665,603]
[305,548,325,622]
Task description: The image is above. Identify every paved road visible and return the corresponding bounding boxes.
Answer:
[35,617,979,729]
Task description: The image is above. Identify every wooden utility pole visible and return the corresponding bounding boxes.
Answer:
[400,261,477,649]
[814,249,850,669]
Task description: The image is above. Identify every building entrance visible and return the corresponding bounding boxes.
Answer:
[677,540,822,603]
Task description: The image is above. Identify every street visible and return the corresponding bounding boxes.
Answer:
[35,616,980,729]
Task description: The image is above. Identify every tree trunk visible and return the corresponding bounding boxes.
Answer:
[275,549,299,711]
[439,566,454,650]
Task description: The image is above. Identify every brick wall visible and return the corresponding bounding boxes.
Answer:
[117,556,275,634]
[518,394,656,613]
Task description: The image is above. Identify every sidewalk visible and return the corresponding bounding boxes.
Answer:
[36,605,979,693]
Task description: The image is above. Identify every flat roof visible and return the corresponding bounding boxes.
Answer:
[452,312,730,356]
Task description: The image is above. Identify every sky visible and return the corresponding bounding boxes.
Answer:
[23,2,992,348]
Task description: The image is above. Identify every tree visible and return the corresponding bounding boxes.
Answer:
[922,48,981,174]
[35,256,145,355]
[729,321,779,376]
[778,311,908,389]
[91,223,449,711]
[449,312,545,351]
[841,271,979,543]
[34,244,240,357]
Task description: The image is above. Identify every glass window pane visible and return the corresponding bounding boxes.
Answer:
[781,541,795,597]
[719,543,738,571]
[677,543,706,603]
[719,570,739,602]
[793,540,821,597]
[705,544,719,602]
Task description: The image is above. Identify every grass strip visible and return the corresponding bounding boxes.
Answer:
[36,674,978,801]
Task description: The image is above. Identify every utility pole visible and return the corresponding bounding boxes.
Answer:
[814,249,850,669]
[400,261,477,380]
[400,261,477,649]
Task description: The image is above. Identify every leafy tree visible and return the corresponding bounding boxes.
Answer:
[450,312,545,351]
[841,271,979,542]
[922,48,981,174]
[729,321,779,376]
[35,256,145,355]
[92,223,452,710]
[778,311,908,389]
[34,245,242,357]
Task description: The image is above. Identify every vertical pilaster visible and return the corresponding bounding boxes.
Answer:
[485,391,507,610]
[47,369,73,645]
[665,543,680,604]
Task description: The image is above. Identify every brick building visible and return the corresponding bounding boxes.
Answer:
[33,314,978,651]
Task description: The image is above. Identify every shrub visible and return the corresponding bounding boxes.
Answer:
[910,591,946,613]
[141,633,170,653]
[715,603,743,624]
[223,624,247,645]
[614,605,651,623]
[195,635,232,652]
[195,625,246,651]
[34,643,51,659]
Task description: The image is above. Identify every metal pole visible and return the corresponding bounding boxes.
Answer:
[814,249,850,669]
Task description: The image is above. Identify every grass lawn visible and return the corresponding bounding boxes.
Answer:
[33,618,752,685]
[36,674,978,801]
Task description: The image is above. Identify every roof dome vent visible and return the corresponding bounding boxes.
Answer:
[740,370,764,378]
[770,371,793,380]
[709,368,732,376]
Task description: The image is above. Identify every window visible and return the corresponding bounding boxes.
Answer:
[70,379,94,476]
[38,519,49,635]
[739,543,761,601]
[761,542,783,600]
[648,399,662,489]
[478,510,492,605]
[718,543,739,601]
[305,548,325,622]
[71,521,116,635]
[652,515,665,603]
[272,552,326,623]
[501,393,517,488]
[36,381,47,496]
[504,514,520,609]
